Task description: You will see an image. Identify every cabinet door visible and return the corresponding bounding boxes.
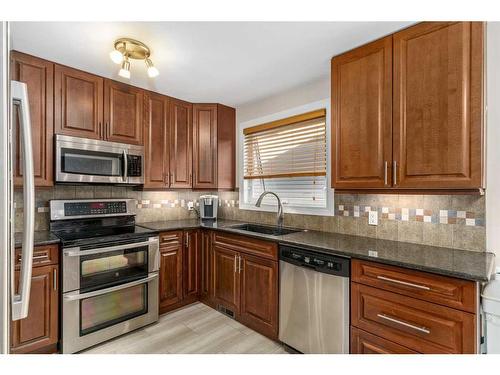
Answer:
[11,265,58,354]
[193,104,217,189]
[350,327,418,354]
[159,246,183,312]
[393,22,484,189]
[212,244,240,315]
[239,253,278,340]
[169,98,193,188]
[104,80,144,145]
[331,36,393,189]
[11,52,54,187]
[144,92,169,188]
[54,64,103,139]
[183,230,200,298]
[200,230,213,305]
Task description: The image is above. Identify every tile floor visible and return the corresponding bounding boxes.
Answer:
[82,302,287,354]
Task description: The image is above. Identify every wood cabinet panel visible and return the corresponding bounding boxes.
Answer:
[393,22,484,189]
[193,104,217,189]
[104,80,143,145]
[351,283,476,353]
[15,244,58,269]
[169,98,192,188]
[352,259,476,313]
[216,105,236,190]
[144,92,169,188]
[350,327,418,354]
[159,245,183,313]
[11,51,54,187]
[239,253,278,340]
[10,264,58,354]
[212,232,278,261]
[212,244,240,315]
[184,230,201,298]
[331,36,393,189]
[54,64,103,139]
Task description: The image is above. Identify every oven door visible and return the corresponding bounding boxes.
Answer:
[63,237,160,293]
[56,134,128,184]
[62,273,159,354]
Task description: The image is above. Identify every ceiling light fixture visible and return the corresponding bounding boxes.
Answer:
[110,38,159,79]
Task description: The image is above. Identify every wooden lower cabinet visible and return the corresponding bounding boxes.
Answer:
[239,253,278,340]
[200,230,213,306]
[11,244,59,354]
[159,240,184,314]
[212,244,240,316]
[351,327,417,354]
[183,230,201,300]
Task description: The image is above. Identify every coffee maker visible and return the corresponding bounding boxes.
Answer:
[199,195,219,221]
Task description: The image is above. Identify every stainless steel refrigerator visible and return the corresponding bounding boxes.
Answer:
[0,21,35,354]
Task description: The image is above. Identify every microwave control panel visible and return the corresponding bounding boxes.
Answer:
[127,155,142,177]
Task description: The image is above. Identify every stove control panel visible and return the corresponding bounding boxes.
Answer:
[64,201,128,216]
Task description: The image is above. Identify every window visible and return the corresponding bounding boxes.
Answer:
[240,105,332,215]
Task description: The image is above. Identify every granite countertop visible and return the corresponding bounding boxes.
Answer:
[139,219,496,282]
[15,230,61,248]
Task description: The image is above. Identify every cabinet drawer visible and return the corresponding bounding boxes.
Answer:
[213,231,277,261]
[350,327,417,354]
[352,259,476,313]
[15,244,59,269]
[351,283,476,353]
[159,231,183,247]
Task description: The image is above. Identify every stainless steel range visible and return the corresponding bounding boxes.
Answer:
[50,199,159,354]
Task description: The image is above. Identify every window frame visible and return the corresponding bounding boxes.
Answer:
[238,99,334,217]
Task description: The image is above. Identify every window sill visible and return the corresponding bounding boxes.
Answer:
[238,203,335,217]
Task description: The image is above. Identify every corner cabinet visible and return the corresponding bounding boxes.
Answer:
[193,104,236,190]
[11,245,59,354]
[331,22,485,191]
[11,51,54,187]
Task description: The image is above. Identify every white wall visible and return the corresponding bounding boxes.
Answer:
[486,22,500,263]
[235,75,330,189]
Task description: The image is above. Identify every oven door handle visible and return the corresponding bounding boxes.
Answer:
[64,238,158,257]
[63,273,158,301]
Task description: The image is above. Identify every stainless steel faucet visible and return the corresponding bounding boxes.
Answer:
[255,191,284,227]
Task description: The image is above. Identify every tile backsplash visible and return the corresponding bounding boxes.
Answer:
[15,187,486,252]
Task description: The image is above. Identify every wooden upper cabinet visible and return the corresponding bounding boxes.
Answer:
[193,104,218,189]
[331,36,393,189]
[11,51,54,187]
[192,104,236,190]
[54,64,103,140]
[169,98,193,188]
[393,22,484,189]
[104,80,144,145]
[144,92,169,188]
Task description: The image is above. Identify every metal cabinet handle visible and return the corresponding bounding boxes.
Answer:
[384,161,388,186]
[234,254,237,273]
[393,161,397,185]
[238,255,242,274]
[53,269,57,291]
[376,275,430,290]
[161,252,177,257]
[377,313,430,334]
[185,234,189,248]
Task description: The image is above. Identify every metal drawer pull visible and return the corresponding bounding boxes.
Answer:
[377,275,430,290]
[377,313,430,334]
[161,252,177,257]
[238,255,242,273]
[33,254,49,260]
[234,254,237,273]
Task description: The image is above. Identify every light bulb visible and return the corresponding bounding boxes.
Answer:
[109,50,123,64]
[118,57,131,79]
[145,58,159,78]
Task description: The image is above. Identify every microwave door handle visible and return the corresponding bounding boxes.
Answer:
[123,150,128,182]
[63,273,158,301]
[11,81,35,321]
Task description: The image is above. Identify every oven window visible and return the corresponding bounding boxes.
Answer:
[61,148,123,176]
[80,246,148,290]
[80,283,147,336]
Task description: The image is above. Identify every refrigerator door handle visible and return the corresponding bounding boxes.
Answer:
[11,80,34,321]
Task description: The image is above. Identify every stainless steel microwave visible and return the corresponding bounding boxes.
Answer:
[55,134,144,184]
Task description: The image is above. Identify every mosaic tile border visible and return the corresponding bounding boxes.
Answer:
[336,204,484,227]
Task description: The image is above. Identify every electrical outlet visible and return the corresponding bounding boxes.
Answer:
[368,210,378,225]
[187,201,194,211]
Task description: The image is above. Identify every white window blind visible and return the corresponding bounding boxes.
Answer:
[242,109,327,210]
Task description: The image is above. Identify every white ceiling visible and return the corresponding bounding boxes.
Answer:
[11,22,413,108]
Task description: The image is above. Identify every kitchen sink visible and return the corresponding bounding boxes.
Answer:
[228,223,304,236]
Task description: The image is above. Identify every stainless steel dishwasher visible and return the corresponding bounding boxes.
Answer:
[279,244,350,354]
